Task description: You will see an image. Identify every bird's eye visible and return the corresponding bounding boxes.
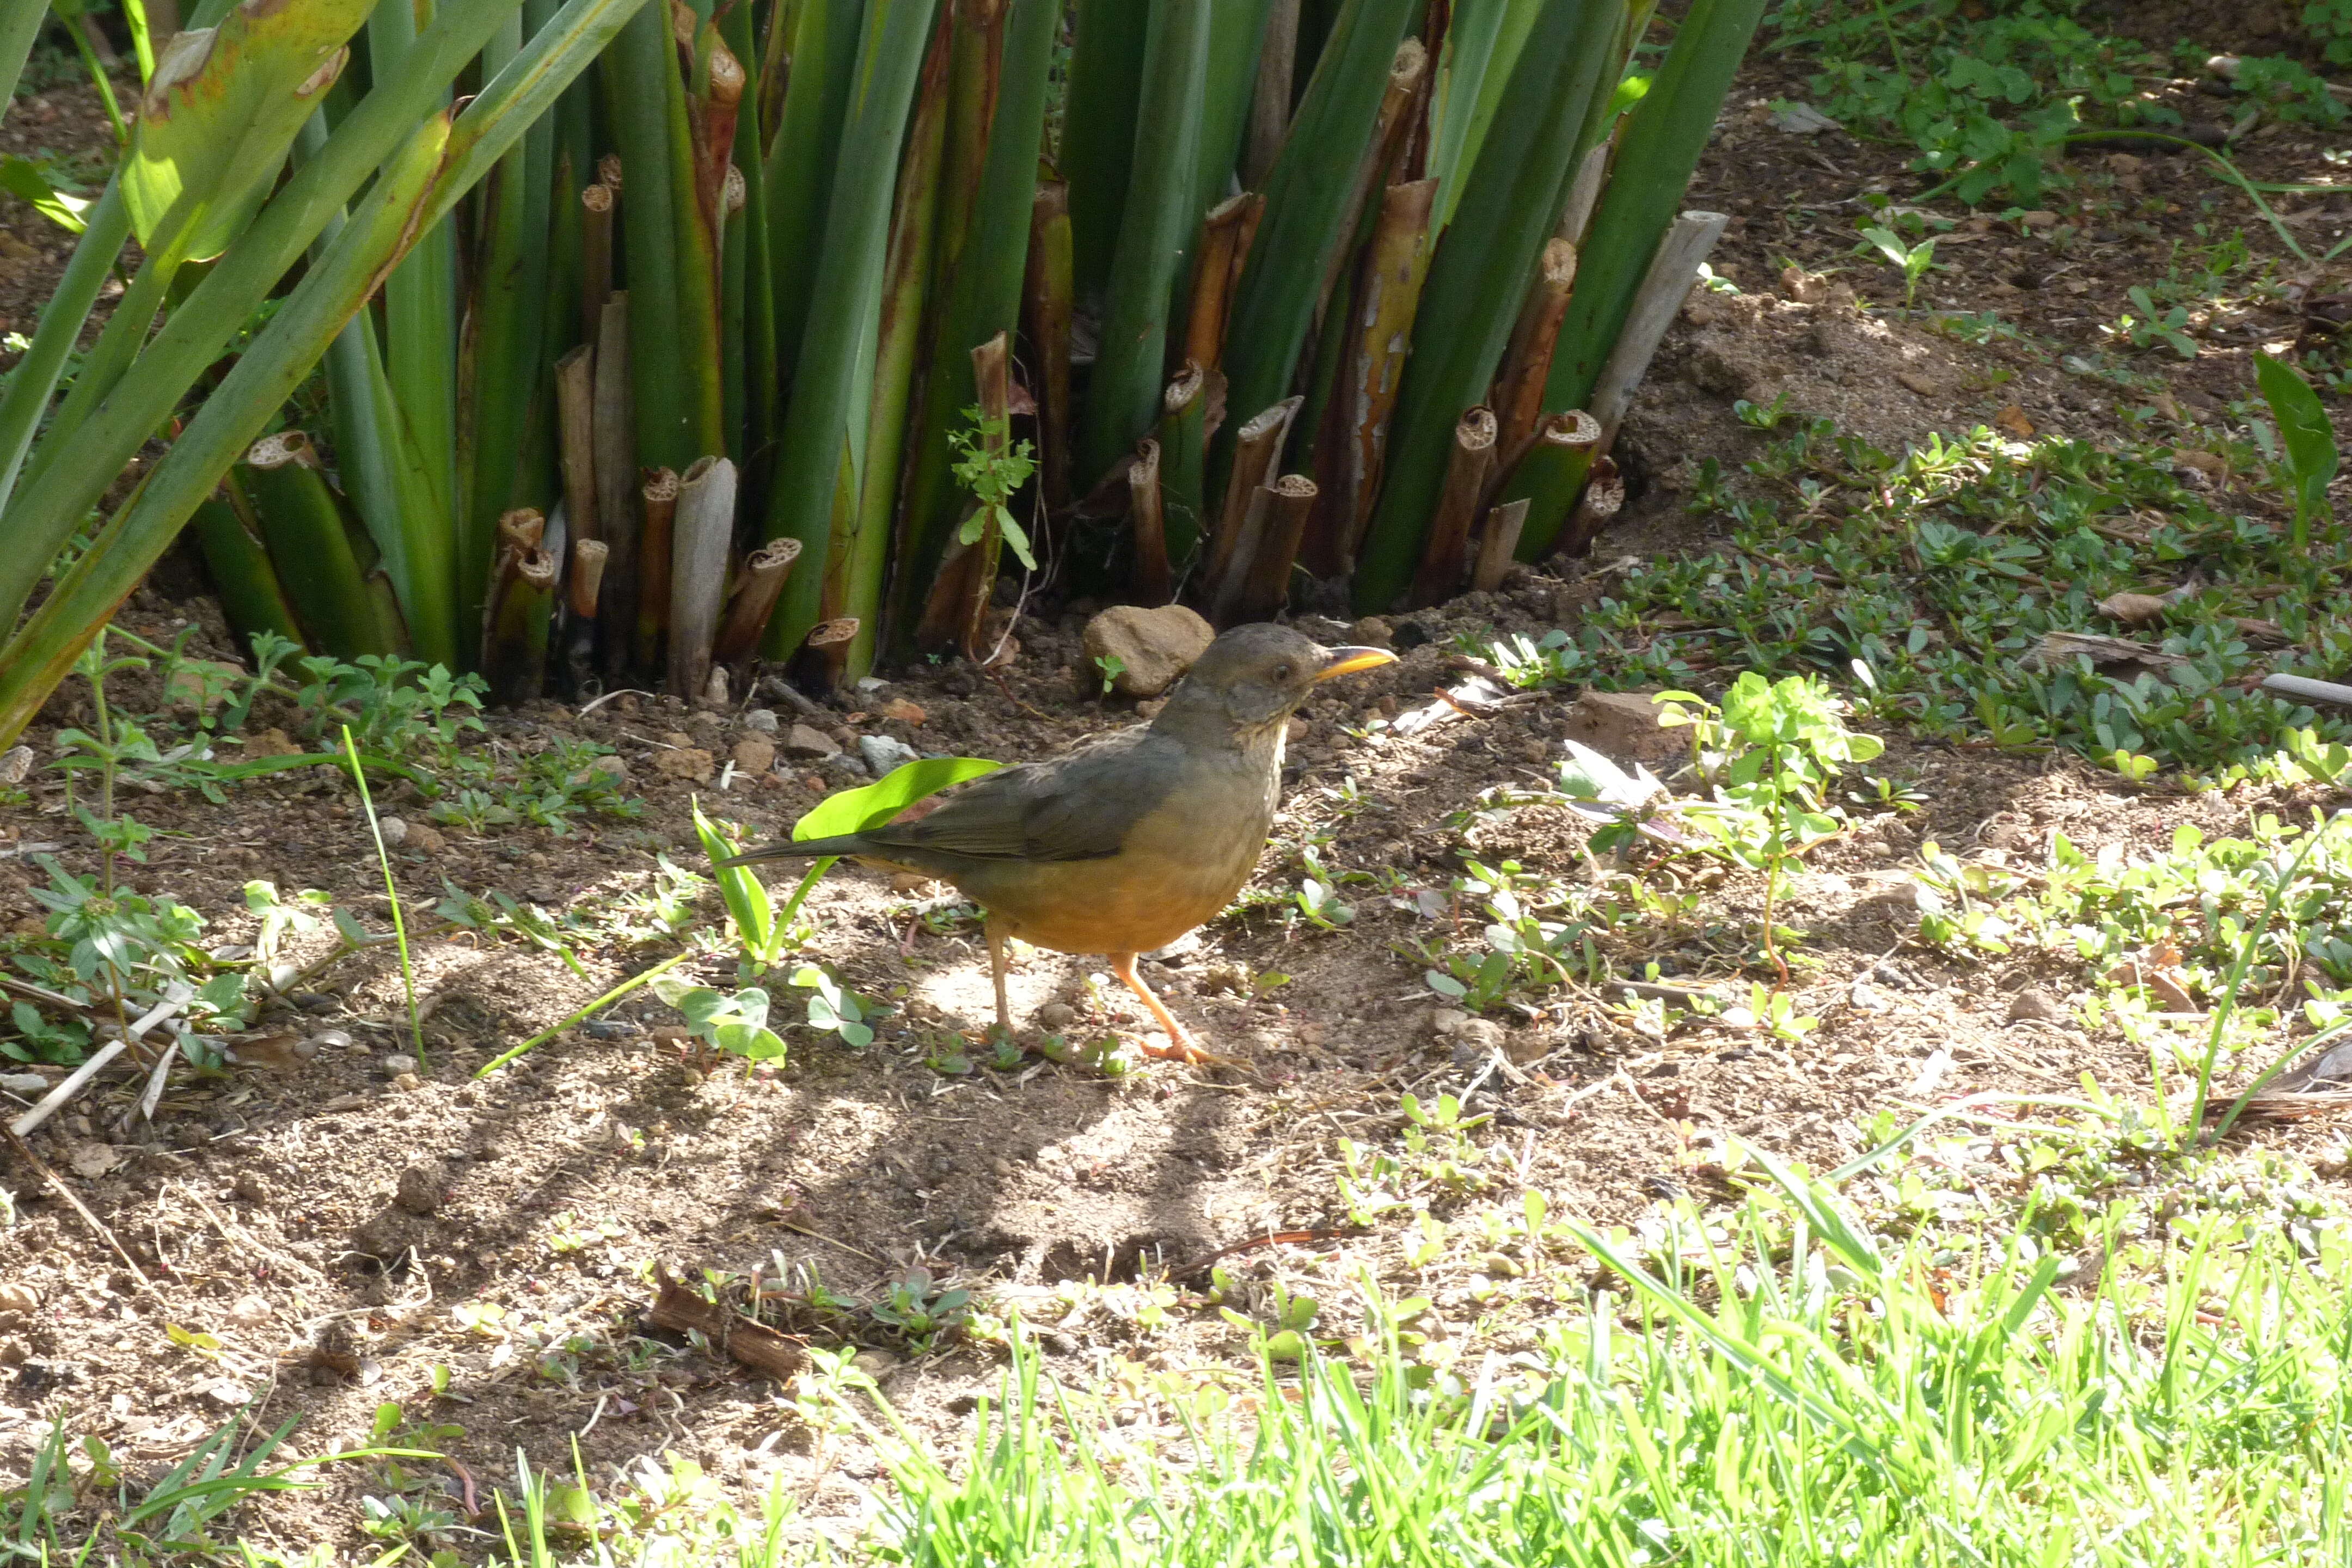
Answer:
[1272,663,1293,681]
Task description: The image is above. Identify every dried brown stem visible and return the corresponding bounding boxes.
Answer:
[1128,438,1171,605]
[593,293,639,679]
[1407,406,1498,608]
[636,466,681,672]
[1184,194,1255,374]
[1226,473,1318,625]
[647,1266,805,1381]
[668,456,739,699]
[1471,498,1531,593]
[1558,455,1625,559]
[555,345,599,545]
[1204,395,1302,599]
[713,537,803,667]
[1492,238,1577,468]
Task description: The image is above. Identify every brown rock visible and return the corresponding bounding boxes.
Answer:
[782,724,841,759]
[732,738,777,776]
[879,697,927,725]
[405,822,448,854]
[655,747,715,783]
[1347,616,1394,648]
[2007,989,2066,1024]
[246,727,301,759]
[1081,604,1215,698]
[394,1161,447,1215]
[1560,689,1685,764]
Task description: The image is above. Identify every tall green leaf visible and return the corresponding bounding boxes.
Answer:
[1062,0,1149,306]
[763,0,866,377]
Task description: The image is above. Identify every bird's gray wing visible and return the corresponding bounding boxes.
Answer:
[856,726,1180,863]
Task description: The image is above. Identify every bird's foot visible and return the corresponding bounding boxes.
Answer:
[1135,1029,1240,1069]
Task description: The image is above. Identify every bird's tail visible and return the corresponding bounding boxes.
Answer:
[716,834,870,867]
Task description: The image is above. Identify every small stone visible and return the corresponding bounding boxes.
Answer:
[1081,604,1216,697]
[1454,1018,1506,1052]
[783,724,841,759]
[225,1294,272,1327]
[579,754,628,786]
[246,727,301,759]
[0,1283,38,1314]
[393,1071,424,1092]
[1848,981,1891,1013]
[732,738,777,776]
[69,1143,118,1179]
[405,822,448,854]
[394,1161,446,1215]
[742,707,781,734]
[1561,689,1684,764]
[0,1071,46,1094]
[0,745,33,785]
[820,752,869,781]
[310,1028,354,1051]
[2007,989,2066,1024]
[1429,1007,1472,1038]
[232,1170,272,1203]
[205,1379,253,1407]
[1347,616,1394,648]
[859,734,921,776]
[376,816,409,846]
[1036,1001,1076,1031]
[382,1054,420,1079]
[655,747,715,783]
[879,698,927,725]
[852,1349,899,1381]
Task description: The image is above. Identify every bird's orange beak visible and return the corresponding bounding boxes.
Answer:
[1315,645,1399,682]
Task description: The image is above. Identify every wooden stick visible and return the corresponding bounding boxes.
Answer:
[580,182,615,349]
[1471,497,1532,593]
[564,538,608,697]
[1128,438,1171,605]
[1184,194,1255,373]
[647,1266,805,1381]
[1408,406,1499,608]
[2263,673,2352,709]
[10,1040,126,1138]
[1337,177,1438,573]
[636,466,681,672]
[1492,238,1577,467]
[1558,455,1626,559]
[1227,474,1318,624]
[1205,395,1302,599]
[1024,180,1075,509]
[668,456,739,700]
[593,293,639,680]
[713,537,803,668]
[1589,211,1728,453]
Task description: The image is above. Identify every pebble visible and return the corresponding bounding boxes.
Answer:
[225,1295,272,1327]
[1081,604,1215,697]
[1453,1018,1506,1052]
[583,1019,638,1039]
[0,1282,38,1314]
[293,992,340,1015]
[2006,989,2066,1024]
[859,734,921,776]
[395,1161,447,1215]
[732,737,777,776]
[742,707,780,734]
[309,1029,354,1052]
[382,1054,420,1079]
[1428,1007,1472,1038]
[405,822,448,854]
[376,816,410,846]
[655,747,715,783]
[0,1072,47,1094]
[1035,1002,1076,1031]
[1848,981,1891,1013]
[821,754,869,781]
[783,723,841,759]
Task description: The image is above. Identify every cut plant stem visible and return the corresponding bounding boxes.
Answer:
[1334,176,1437,572]
[237,432,407,660]
[1471,496,1530,592]
[1025,180,1075,508]
[1204,395,1302,599]
[636,466,681,672]
[668,455,739,700]
[1407,405,1499,608]
[555,344,600,544]
[1504,407,1601,561]
[1557,453,1625,559]
[189,489,308,654]
[1224,473,1319,625]
[1588,210,1728,452]
[1128,437,1171,605]
[580,180,615,346]
[483,510,556,707]
[593,293,640,678]
[1184,193,1257,373]
[564,537,608,695]
[794,615,862,695]
[1246,0,1300,188]
[714,537,803,667]
[1492,237,1577,468]
[1155,362,1210,571]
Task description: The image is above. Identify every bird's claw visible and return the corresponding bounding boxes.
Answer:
[1135,1032,1240,1069]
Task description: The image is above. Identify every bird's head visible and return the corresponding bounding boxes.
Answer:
[1157,623,1398,743]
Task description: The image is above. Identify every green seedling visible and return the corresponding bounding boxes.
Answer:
[1858,223,1937,309]
[650,975,788,1062]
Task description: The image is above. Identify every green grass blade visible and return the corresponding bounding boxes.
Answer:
[0,3,45,108]
[0,177,126,522]
[763,0,865,378]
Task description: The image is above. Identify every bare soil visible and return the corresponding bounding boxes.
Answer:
[4,33,2351,1555]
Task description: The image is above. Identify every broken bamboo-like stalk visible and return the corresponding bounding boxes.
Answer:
[564,538,608,696]
[1184,193,1257,373]
[1493,238,1577,471]
[1204,395,1303,602]
[667,455,739,700]
[795,615,861,696]
[1155,361,1209,572]
[1471,497,1531,593]
[636,466,681,672]
[1246,0,1301,189]
[1334,177,1437,573]
[1025,180,1075,509]
[581,182,616,348]
[1556,141,1609,247]
[648,1266,805,1381]
[555,345,599,546]
[1502,408,1602,562]
[1588,210,1728,452]
[1128,437,1171,605]
[1226,473,1318,625]
[1407,406,1499,609]
[1557,455,1625,559]
[713,536,803,667]
[483,509,554,707]
[592,293,639,679]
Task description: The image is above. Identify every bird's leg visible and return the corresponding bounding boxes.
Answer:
[1108,953,1236,1067]
[985,916,1014,1043]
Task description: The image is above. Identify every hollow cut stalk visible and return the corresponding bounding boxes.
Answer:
[1154,362,1210,571]
[1331,176,1436,574]
[592,293,641,678]
[1502,407,1600,561]
[1023,180,1075,509]
[1128,439,1171,605]
[669,456,739,699]
[189,486,308,656]
[636,467,682,671]
[714,537,802,667]
[238,432,408,660]
[1407,405,1498,609]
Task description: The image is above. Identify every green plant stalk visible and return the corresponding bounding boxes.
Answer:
[1155,364,1210,568]
[664,9,729,462]
[458,13,557,658]
[478,951,694,1076]
[2188,817,2335,1141]
[341,725,422,1062]
[1193,0,1279,252]
[1062,0,1149,306]
[842,14,952,686]
[1024,180,1075,509]
[0,2,45,108]
[763,0,865,377]
[0,0,661,748]
[1211,0,1417,518]
[236,435,408,660]
[604,0,696,474]
[887,0,1056,650]
[370,1,464,643]
[0,0,536,636]
[937,0,1007,287]
[1353,0,1616,612]
[761,0,944,658]
[188,490,308,655]
[1503,408,1601,561]
[1542,0,1766,413]
[1444,0,1544,230]
[1075,0,1214,492]
[0,179,127,521]
[718,0,777,504]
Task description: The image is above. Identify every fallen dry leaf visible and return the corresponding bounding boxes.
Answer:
[2098,592,2170,626]
[1993,404,2034,439]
